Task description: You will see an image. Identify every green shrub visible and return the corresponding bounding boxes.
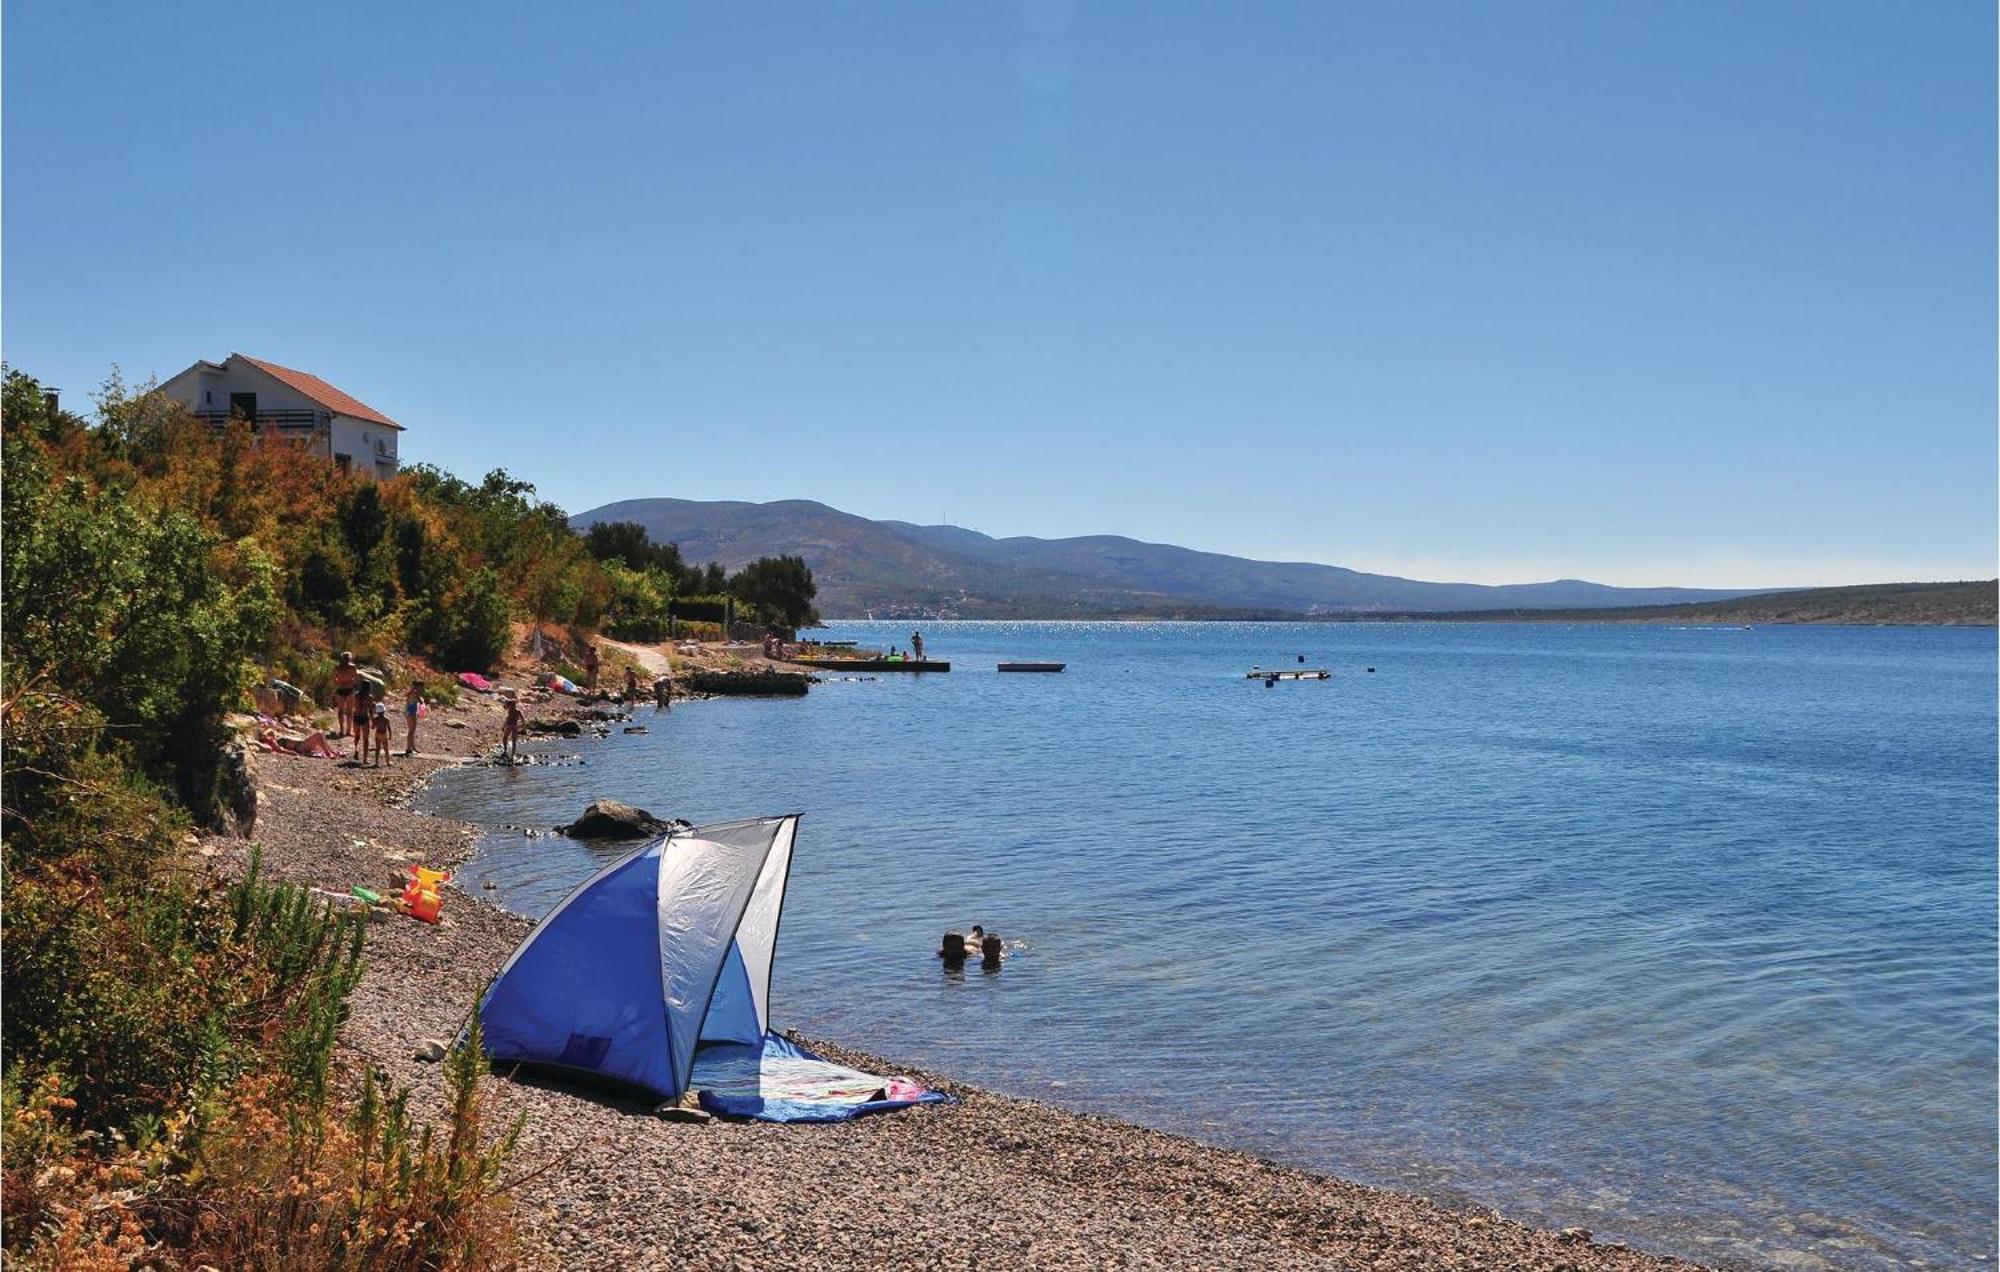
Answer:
[277,647,338,707]
[0,691,518,1269]
[1,435,278,822]
[406,567,513,672]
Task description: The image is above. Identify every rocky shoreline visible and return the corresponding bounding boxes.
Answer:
[207,678,1707,1271]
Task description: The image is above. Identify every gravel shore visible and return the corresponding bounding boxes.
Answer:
[209,685,1706,1271]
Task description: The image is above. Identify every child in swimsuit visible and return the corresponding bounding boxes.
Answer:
[404,681,424,757]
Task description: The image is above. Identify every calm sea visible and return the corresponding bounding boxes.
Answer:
[417,622,1996,1269]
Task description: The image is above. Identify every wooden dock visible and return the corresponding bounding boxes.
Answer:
[998,662,1066,672]
[1246,668,1330,680]
[794,658,951,673]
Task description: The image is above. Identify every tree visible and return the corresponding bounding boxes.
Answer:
[728,555,819,633]
[582,519,672,567]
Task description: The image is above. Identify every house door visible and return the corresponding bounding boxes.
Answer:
[229,391,258,420]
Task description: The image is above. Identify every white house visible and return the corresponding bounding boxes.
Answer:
[159,353,403,477]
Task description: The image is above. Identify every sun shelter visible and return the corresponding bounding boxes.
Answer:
[477,815,801,1101]
[477,815,949,1120]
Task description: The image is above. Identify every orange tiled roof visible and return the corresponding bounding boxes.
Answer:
[236,354,403,430]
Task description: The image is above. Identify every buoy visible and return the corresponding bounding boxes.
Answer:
[1366,667,1375,673]
[1298,654,1305,663]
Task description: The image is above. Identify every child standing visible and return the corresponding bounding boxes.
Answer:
[371,702,393,766]
[351,681,373,761]
[403,681,424,757]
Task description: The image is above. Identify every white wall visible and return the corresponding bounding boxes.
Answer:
[329,414,399,476]
[158,359,319,416]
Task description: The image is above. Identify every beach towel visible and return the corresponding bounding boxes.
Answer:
[458,671,495,693]
[546,674,580,695]
[691,1032,951,1123]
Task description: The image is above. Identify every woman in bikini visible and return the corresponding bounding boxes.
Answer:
[332,651,359,737]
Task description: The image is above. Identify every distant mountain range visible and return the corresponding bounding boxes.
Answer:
[1309,580,1998,627]
[571,497,1777,619]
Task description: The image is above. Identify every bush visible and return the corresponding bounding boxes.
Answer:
[0,694,521,1269]
[1,431,279,823]
[406,567,513,672]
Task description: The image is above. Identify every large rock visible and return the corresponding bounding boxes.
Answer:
[561,799,669,839]
[219,741,257,837]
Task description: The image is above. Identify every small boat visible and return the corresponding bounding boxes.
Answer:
[998,661,1065,673]
[1246,668,1330,681]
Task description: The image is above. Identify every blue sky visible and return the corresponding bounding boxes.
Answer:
[5,1,1992,586]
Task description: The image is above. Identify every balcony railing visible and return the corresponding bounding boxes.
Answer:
[192,408,329,433]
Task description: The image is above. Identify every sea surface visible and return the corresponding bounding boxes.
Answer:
[417,622,1997,1269]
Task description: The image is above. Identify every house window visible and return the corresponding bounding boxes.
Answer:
[229,391,257,419]
[334,453,352,474]
[204,390,212,404]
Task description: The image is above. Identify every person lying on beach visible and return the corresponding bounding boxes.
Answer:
[257,727,339,758]
[371,702,393,766]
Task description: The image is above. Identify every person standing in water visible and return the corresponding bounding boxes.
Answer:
[500,694,524,763]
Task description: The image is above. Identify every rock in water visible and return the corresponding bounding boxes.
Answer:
[561,798,670,839]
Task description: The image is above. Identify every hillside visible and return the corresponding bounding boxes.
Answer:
[1315,580,1998,627]
[572,497,1766,618]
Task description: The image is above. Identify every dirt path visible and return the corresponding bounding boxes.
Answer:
[600,637,672,677]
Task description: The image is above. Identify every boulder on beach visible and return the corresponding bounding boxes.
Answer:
[561,799,670,839]
[528,718,583,736]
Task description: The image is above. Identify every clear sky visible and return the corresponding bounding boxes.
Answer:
[5,1,1993,586]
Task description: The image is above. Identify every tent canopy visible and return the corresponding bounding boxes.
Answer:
[477,814,799,1101]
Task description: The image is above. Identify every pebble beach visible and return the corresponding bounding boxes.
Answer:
[206,672,1705,1271]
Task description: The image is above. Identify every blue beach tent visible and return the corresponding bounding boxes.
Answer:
[477,814,799,1102]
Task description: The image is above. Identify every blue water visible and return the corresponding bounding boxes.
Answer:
[418,622,1997,1269]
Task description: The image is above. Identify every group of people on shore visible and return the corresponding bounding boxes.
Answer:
[331,651,425,766]
[258,640,670,770]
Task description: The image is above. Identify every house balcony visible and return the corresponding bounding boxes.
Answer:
[191,407,331,436]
